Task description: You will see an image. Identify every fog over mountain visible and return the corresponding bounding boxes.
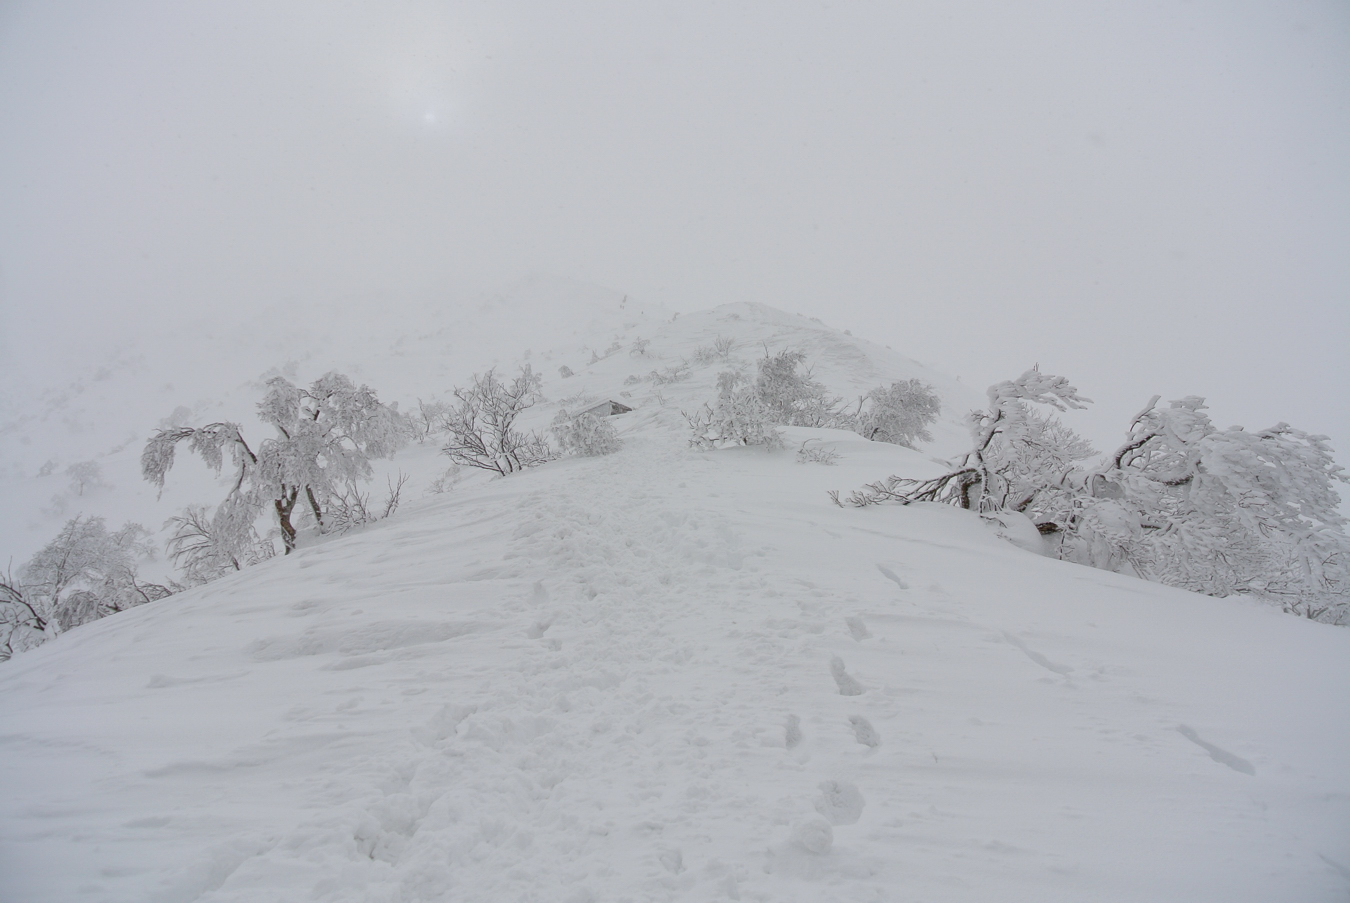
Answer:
[1,7,1349,899]
[2,1,1347,466]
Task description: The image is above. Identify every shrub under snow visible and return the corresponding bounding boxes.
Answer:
[856,379,942,448]
[753,349,851,428]
[439,366,553,476]
[1,516,173,660]
[836,367,1350,624]
[685,371,784,450]
[552,410,623,457]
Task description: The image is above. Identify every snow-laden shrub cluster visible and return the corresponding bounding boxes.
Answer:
[685,371,784,450]
[551,409,623,457]
[754,349,852,428]
[836,368,1350,624]
[165,504,275,586]
[796,440,840,465]
[691,336,736,365]
[321,473,409,535]
[687,348,941,452]
[425,465,462,495]
[648,363,691,386]
[11,328,1344,669]
[752,347,941,444]
[856,379,943,448]
[1,516,173,660]
[437,366,553,476]
[132,364,548,598]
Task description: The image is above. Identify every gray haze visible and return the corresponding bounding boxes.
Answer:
[2,1,1348,456]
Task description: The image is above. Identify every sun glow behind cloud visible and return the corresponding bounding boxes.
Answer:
[366,11,495,136]
[0,0,1346,465]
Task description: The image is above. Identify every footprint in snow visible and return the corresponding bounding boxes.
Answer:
[849,716,880,748]
[791,818,833,854]
[768,821,835,878]
[1318,853,1350,882]
[845,616,870,641]
[876,564,908,590]
[659,848,684,874]
[1176,724,1255,775]
[814,780,865,825]
[1002,631,1073,678]
[830,656,865,696]
[785,714,803,749]
[412,704,477,746]
[526,616,553,639]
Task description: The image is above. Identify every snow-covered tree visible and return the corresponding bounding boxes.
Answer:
[551,409,622,457]
[425,465,462,495]
[321,473,409,535]
[65,461,107,496]
[743,347,942,446]
[23,517,164,628]
[412,398,452,442]
[836,369,1350,624]
[981,406,1100,539]
[686,371,784,450]
[856,380,942,448]
[0,573,46,662]
[1,516,172,659]
[439,366,553,475]
[1080,397,1350,621]
[839,368,1090,511]
[691,336,736,365]
[165,504,275,586]
[143,372,410,553]
[753,349,851,428]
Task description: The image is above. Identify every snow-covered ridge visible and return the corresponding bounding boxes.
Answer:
[1,291,1347,901]
[0,279,979,567]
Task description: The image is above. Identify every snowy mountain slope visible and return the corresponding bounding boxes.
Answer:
[2,300,1348,902]
[0,279,976,568]
[0,275,656,565]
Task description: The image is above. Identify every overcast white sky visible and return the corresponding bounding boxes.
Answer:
[1,1,1347,455]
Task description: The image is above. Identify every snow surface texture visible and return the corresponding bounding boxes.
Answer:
[2,293,1349,902]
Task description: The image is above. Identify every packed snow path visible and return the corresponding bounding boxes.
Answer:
[3,430,1349,902]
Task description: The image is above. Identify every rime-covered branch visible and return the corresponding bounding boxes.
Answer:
[440,367,552,474]
[145,372,410,555]
[834,368,1350,624]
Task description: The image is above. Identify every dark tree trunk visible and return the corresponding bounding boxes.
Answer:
[275,488,300,553]
[305,485,325,533]
[957,473,979,510]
